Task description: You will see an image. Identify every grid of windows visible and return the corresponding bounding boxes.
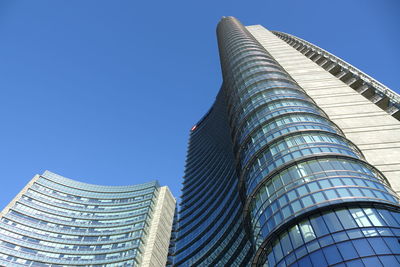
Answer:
[259,206,400,267]
[0,172,159,266]
[249,158,398,247]
[173,91,254,266]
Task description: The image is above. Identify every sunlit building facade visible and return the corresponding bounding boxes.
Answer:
[0,171,175,266]
[173,17,400,266]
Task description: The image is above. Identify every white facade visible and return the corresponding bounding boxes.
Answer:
[141,186,176,267]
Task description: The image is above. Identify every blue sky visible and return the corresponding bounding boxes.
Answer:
[0,0,399,208]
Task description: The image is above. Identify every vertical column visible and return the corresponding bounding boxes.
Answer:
[141,186,176,267]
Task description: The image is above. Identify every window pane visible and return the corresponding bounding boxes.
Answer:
[322,211,343,232]
[379,255,400,266]
[322,245,343,265]
[368,237,391,254]
[377,209,399,227]
[318,235,334,247]
[280,232,293,256]
[312,192,325,203]
[309,250,327,267]
[364,208,384,226]
[301,196,313,207]
[350,208,372,227]
[273,240,284,262]
[335,209,357,229]
[332,231,348,242]
[288,225,304,249]
[361,256,381,266]
[337,241,358,261]
[383,237,400,254]
[309,214,329,237]
[299,219,316,242]
[352,238,374,257]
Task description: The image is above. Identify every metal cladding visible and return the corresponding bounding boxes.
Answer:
[0,171,165,266]
[174,16,400,266]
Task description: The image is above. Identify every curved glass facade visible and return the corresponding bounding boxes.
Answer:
[173,92,254,266]
[174,16,400,266]
[0,171,165,266]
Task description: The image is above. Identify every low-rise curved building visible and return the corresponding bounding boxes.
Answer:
[0,171,175,266]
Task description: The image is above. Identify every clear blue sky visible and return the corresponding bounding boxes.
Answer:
[0,0,399,208]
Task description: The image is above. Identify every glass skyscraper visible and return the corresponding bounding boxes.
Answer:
[173,17,400,266]
[0,171,175,266]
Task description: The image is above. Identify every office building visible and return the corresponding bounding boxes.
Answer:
[0,171,175,266]
[173,17,400,266]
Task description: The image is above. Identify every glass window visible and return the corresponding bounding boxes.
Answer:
[309,250,327,267]
[312,192,325,203]
[280,232,293,256]
[272,240,284,262]
[345,259,364,267]
[390,210,400,224]
[267,248,276,267]
[289,225,304,249]
[291,200,302,213]
[335,209,357,229]
[346,229,363,239]
[301,196,313,207]
[362,188,376,198]
[368,237,391,254]
[361,256,381,266]
[278,195,288,207]
[296,255,312,267]
[350,208,372,227]
[281,171,292,185]
[297,185,308,196]
[295,245,308,259]
[324,189,338,199]
[348,188,362,197]
[336,188,351,197]
[309,214,329,237]
[364,208,384,226]
[377,209,399,226]
[299,219,316,242]
[308,160,323,173]
[318,179,331,189]
[379,255,400,266]
[383,237,400,254]
[322,245,343,265]
[332,231,348,242]
[352,238,375,257]
[337,241,358,261]
[306,239,320,253]
[307,182,320,192]
[322,211,343,232]
[318,234,334,247]
[282,206,292,219]
[285,252,297,266]
[287,190,297,201]
[362,228,379,237]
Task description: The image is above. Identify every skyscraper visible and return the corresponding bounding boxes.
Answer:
[0,171,175,266]
[173,17,400,266]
